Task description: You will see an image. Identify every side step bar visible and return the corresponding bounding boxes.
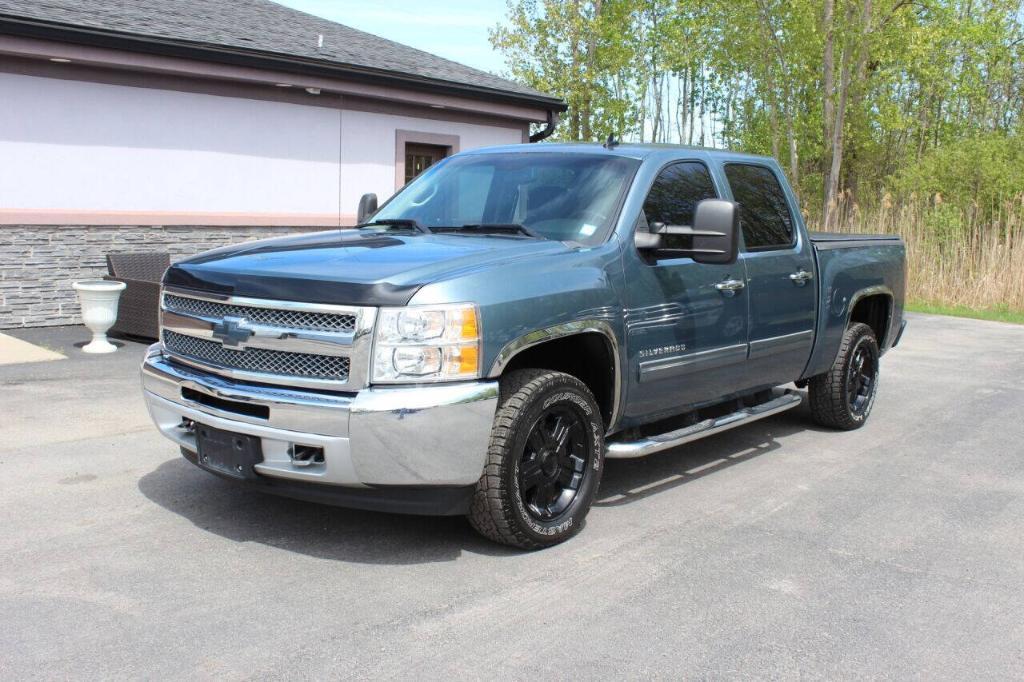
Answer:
[606,392,802,459]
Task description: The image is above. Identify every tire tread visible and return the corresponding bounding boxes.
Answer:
[468,369,600,549]
[808,322,877,430]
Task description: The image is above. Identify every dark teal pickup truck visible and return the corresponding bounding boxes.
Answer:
[142,143,906,548]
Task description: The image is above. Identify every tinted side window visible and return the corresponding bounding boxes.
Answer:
[640,162,717,250]
[724,164,794,250]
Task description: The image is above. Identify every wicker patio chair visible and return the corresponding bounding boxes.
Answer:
[103,252,169,340]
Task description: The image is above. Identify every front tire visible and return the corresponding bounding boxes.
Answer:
[808,322,880,430]
[468,369,605,549]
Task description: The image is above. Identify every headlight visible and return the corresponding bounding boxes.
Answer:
[371,303,480,383]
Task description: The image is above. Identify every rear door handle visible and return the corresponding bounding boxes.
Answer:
[714,278,746,296]
[789,270,813,285]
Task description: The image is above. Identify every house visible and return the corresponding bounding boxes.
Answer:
[0,0,565,328]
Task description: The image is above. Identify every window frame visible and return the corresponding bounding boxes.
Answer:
[723,162,798,253]
[394,130,459,191]
[634,159,722,263]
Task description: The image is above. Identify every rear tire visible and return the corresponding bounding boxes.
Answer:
[808,322,880,430]
[468,369,604,549]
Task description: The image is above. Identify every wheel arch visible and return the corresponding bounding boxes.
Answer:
[489,321,621,432]
[847,286,894,349]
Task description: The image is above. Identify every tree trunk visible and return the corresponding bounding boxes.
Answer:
[580,0,601,141]
[824,0,872,230]
[755,0,799,188]
[822,0,835,215]
[688,63,697,145]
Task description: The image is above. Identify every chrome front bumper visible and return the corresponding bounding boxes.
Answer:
[141,346,499,488]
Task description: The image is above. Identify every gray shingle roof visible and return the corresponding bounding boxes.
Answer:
[0,0,563,107]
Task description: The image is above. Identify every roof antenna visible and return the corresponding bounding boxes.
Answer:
[603,133,619,149]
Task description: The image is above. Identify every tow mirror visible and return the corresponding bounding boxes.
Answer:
[635,199,739,265]
[690,199,739,264]
[357,193,378,224]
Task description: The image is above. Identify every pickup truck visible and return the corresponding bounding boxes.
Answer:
[141,143,906,549]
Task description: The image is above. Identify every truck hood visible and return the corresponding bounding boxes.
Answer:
[163,229,575,305]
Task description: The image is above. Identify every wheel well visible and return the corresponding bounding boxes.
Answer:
[850,294,891,346]
[499,333,615,427]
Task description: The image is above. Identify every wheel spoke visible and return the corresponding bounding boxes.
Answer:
[845,341,877,416]
[549,488,576,516]
[549,415,571,452]
[517,404,593,522]
[537,482,557,509]
[519,457,545,490]
[526,429,547,456]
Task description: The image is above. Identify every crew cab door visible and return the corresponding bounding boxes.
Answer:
[621,161,750,423]
[723,162,815,388]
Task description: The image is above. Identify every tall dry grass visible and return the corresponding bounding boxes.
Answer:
[810,193,1024,311]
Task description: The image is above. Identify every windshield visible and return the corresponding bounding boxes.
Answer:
[370,152,640,245]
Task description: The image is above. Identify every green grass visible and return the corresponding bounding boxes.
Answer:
[906,301,1024,325]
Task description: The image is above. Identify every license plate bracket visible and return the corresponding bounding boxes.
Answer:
[195,424,263,480]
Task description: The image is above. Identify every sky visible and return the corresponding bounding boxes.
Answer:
[274,0,511,75]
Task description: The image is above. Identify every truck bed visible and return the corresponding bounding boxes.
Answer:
[802,233,906,379]
[810,231,902,244]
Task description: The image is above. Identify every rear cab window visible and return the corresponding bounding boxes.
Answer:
[723,163,795,251]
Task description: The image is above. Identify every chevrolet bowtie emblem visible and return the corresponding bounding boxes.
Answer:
[210,316,253,348]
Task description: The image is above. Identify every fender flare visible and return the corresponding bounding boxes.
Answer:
[488,320,623,432]
[845,285,895,350]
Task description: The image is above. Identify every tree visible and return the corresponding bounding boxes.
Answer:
[490,0,636,140]
[491,0,1024,220]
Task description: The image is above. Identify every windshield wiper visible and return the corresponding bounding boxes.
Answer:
[355,218,431,234]
[432,223,544,239]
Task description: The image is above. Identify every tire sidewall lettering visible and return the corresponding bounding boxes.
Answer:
[511,380,603,538]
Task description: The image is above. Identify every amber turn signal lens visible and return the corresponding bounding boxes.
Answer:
[458,307,479,341]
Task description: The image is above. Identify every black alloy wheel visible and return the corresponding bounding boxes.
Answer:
[518,406,589,520]
[808,322,881,430]
[468,369,605,549]
[847,338,878,417]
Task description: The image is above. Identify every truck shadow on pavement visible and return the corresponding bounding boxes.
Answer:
[137,462,520,564]
[137,395,823,562]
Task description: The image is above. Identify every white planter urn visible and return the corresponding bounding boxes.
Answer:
[72,279,127,354]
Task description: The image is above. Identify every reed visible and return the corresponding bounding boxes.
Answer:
[811,193,1024,312]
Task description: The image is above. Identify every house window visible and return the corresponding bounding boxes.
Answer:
[404,143,448,184]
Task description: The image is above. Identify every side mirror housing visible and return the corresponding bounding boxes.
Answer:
[691,199,739,265]
[356,193,378,224]
[634,199,739,265]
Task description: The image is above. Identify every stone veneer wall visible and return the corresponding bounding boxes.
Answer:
[0,225,324,329]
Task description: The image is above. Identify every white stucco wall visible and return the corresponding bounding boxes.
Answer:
[338,109,522,213]
[0,72,524,223]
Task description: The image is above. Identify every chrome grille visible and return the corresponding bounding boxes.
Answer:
[163,330,351,381]
[163,293,355,333]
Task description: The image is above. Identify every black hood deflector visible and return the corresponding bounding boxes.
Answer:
[163,266,423,306]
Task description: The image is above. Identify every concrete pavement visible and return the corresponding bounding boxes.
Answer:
[1,313,1022,679]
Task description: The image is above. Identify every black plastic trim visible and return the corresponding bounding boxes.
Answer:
[181,447,475,516]
[181,386,270,420]
[162,266,423,307]
[891,319,908,348]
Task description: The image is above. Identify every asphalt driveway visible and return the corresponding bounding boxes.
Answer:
[2,313,1022,679]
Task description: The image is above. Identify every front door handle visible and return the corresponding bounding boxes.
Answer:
[789,270,813,286]
[714,278,746,296]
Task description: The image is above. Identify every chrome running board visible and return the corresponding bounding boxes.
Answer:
[605,392,802,459]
